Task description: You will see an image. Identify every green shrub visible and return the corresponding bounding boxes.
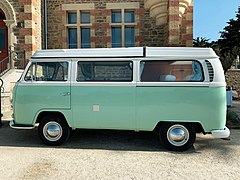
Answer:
[227,110,240,128]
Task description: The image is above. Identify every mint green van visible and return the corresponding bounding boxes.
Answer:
[10,47,230,151]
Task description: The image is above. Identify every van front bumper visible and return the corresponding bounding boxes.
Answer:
[211,126,230,138]
[9,120,35,130]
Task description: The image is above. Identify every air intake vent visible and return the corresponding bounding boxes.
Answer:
[205,60,214,82]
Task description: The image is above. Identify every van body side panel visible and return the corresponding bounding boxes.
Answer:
[136,86,226,132]
[13,83,71,125]
[71,85,135,130]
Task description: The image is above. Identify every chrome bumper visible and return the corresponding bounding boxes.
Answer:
[211,126,230,138]
[9,120,35,130]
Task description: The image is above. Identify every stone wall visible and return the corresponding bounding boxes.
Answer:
[3,0,41,65]
[180,2,193,47]
[226,69,240,91]
[46,0,170,49]
[139,0,166,47]
[2,0,194,64]
[168,0,193,47]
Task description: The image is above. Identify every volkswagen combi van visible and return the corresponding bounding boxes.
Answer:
[10,47,230,151]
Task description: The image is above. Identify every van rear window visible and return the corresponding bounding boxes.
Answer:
[77,61,133,82]
[140,60,204,82]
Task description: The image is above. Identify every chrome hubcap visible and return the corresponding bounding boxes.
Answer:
[43,121,63,141]
[167,124,189,146]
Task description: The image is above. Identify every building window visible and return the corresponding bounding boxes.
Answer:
[0,28,6,49]
[81,28,90,48]
[81,12,90,24]
[111,10,135,48]
[68,12,77,24]
[68,28,77,48]
[66,11,91,49]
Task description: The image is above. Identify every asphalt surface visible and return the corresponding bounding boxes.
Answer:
[0,119,240,180]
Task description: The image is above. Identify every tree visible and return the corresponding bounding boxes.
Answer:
[217,47,239,73]
[218,7,240,72]
[194,7,240,72]
[193,37,218,48]
[193,37,210,47]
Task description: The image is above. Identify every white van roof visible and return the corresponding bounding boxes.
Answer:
[31,47,218,59]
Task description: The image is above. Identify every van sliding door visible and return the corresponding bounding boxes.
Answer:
[72,61,136,129]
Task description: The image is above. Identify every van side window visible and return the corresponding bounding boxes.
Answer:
[140,60,204,82]
[77,61,133,82]
[24,62,68,81]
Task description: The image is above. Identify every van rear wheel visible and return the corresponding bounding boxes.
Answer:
[159,123,196,151]
[38,115,70,146]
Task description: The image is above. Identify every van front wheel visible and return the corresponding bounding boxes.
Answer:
[159,123,196,151]
[38,115,70,146]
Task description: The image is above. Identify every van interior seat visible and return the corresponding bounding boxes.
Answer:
[160,75,176,81]
[184,74,194,81]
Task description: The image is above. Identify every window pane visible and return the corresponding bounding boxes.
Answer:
[81,28,91,48]
[0,13,5,20]
[125,11,135,23]
[25,62,68,81]
[140,61,204,82]
[81,12,90,24]
[112,27,122,48]
[68,12,77,24]
[77,61,133,82]
[112,11,122,23]
[125,27,134,47]
[0,28,6,49]
[68,28,77,49]
[24,63,35,81]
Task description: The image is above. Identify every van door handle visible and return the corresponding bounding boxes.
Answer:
[60,92,71,96]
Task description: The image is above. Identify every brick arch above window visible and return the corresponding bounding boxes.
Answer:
[0,0,16,23]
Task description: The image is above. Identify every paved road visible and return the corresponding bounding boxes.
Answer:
[230,101,240,117]
[0,120,240,180]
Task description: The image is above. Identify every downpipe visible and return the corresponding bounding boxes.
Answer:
[0,78,3,127]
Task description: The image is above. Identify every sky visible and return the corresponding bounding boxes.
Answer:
[194,0,239,41]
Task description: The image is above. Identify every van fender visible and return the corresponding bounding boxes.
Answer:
[33,109,73,127]
[153,121,205,134]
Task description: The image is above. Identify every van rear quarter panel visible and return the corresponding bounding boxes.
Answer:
[136,86,226,132]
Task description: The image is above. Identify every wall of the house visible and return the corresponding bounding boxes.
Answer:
[46,0,168,49]
[1,0,194,64]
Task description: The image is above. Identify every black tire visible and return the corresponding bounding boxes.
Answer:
[159,123,196,151]
[38,115,70,146]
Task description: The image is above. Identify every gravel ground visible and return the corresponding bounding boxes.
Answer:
[0,120,240,180]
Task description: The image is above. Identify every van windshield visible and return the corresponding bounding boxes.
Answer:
[24,62,68,81]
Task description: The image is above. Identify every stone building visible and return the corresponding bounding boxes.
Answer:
[0,0,193,69]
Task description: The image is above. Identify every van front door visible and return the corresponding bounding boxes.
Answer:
[14,61,71,125]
